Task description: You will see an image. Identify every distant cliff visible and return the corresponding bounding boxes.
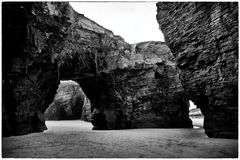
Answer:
[44,81,86,120]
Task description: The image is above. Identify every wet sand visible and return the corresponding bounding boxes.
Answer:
[2,119,238,158]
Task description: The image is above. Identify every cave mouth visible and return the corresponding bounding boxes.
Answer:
[44,80,92,122]
[189,100,204,129]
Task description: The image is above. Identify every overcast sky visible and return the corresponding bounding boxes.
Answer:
[69,2,165,44]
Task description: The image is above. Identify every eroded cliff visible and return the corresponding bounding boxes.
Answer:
[90,41,192,129]
[156,2,238,138]
[3,2,61,136]
[3,2,191,136]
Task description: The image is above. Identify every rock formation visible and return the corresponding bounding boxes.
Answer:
[2,2,191,136]
[81,97,92,122]
[2,2,61,136]
[44,80,85,120]
[89,41,192,129]
[189,108,203,118]
[156,2,238,138]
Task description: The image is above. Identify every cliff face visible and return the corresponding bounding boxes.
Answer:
[2,3,61,136]
[156,2,238,138]
[3,2,191,136]
[90,41,192,129]
[44,81,85,120]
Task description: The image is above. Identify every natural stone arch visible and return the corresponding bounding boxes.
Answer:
[3,2,192,136]
[59,40,193,130]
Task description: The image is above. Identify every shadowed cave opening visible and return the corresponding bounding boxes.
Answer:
[44,80,92,122]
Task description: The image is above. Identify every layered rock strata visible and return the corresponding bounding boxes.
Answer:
[156,2,238,138]
[44,80,85,120]
[3,2,191,136]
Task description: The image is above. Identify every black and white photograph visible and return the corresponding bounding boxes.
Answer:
[1,1,238,158]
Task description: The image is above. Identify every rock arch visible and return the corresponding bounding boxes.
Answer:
[3,2,192,136]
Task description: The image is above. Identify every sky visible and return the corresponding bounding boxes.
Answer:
[69,2,165,44]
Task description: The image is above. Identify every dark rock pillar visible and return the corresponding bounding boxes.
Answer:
[156,2,238,138]
[2,2,67,136]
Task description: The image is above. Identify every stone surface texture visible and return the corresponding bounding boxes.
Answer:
[44,80,85,120]
[90,41,192,130]
[156,2,238,138]
[2,2,191,136]
[81,97,92,122]
[3,2,61,136]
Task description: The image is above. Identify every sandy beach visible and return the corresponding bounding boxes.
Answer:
[2,119,238,158]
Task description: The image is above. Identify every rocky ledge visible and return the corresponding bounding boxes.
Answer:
[156,2,238,138]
